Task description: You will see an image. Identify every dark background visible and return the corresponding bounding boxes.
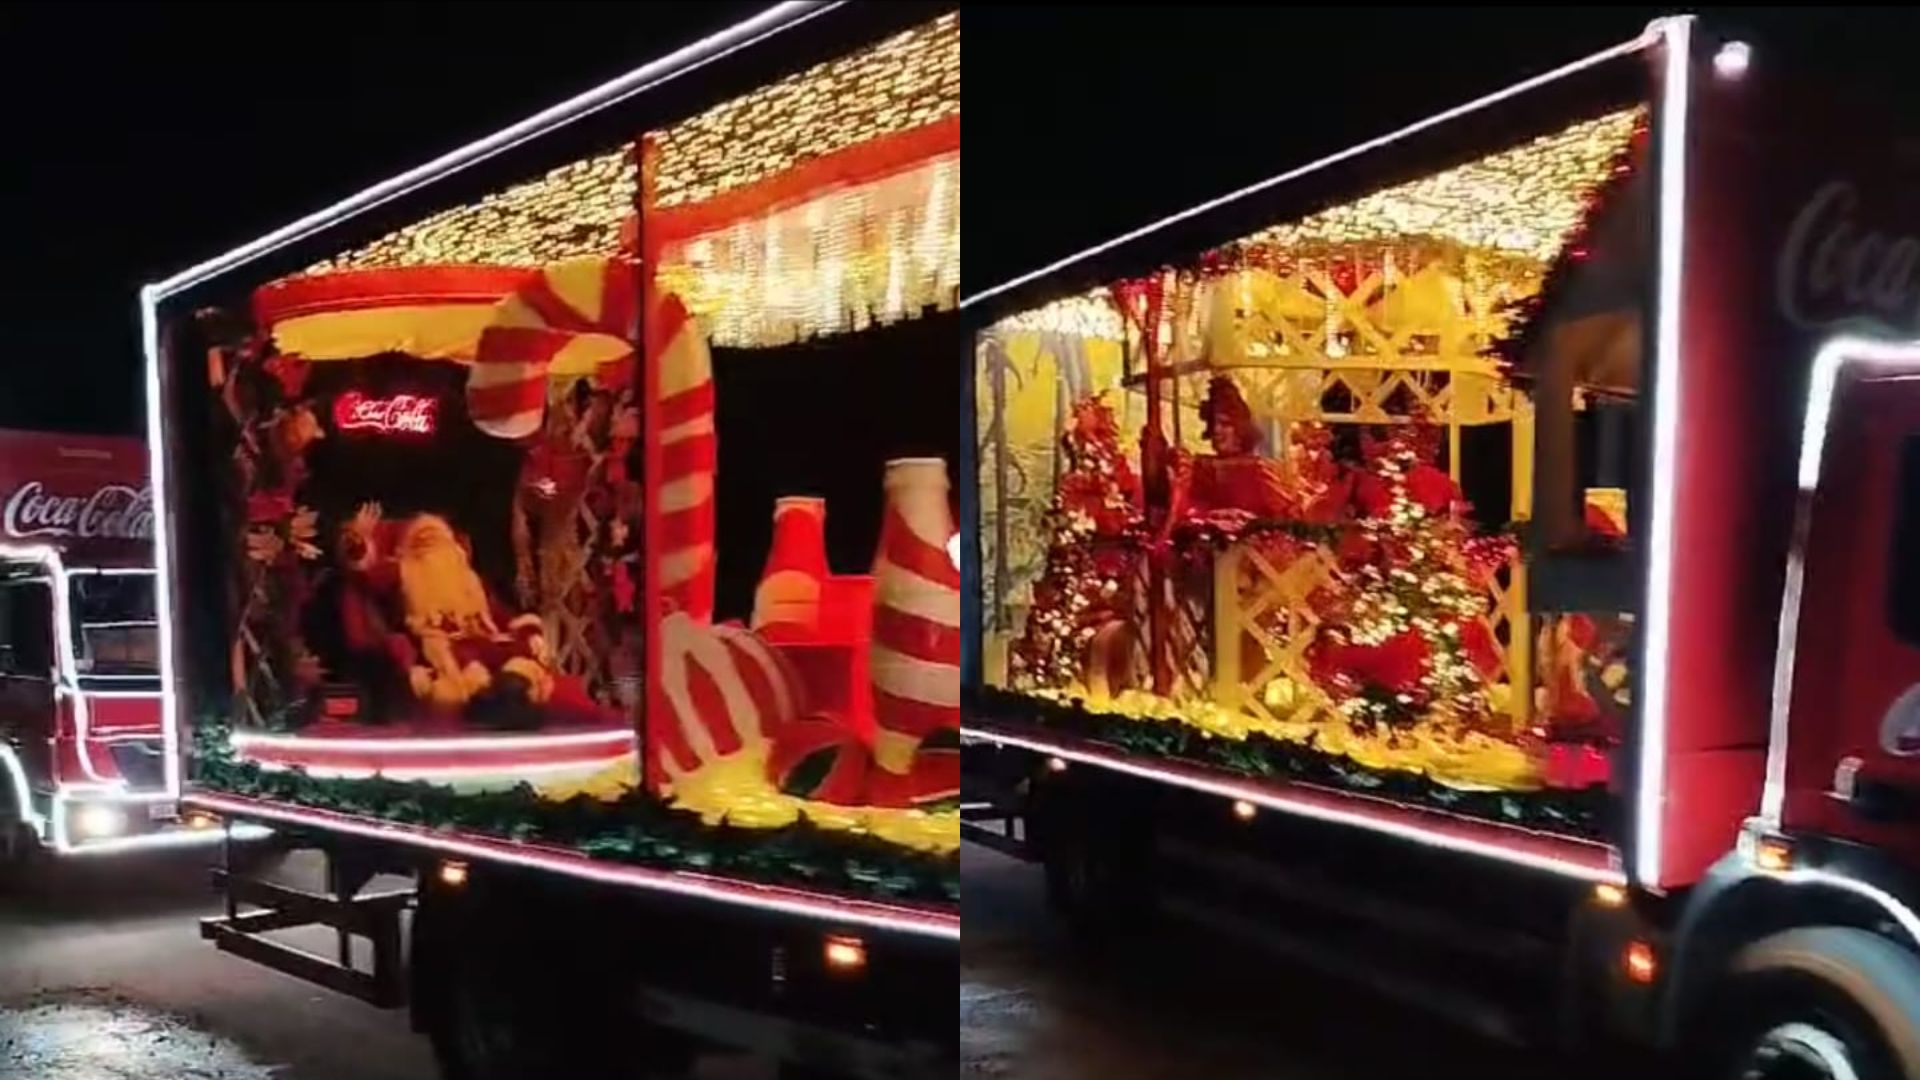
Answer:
[6,5,1920,436]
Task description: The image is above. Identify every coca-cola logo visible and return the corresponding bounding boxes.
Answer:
[332,392,438,436]
[1777,180,1920,335]
[2,481,153,541]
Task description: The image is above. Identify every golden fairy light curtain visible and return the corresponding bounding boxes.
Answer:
[644,13,961,349]
[652,149,959,348]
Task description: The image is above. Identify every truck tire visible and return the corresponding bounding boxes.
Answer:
[1033,776,1153,944]
[1707,926,1920,1080]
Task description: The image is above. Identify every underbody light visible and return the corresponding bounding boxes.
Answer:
[186,792,958,941]
[966,725,1625,885]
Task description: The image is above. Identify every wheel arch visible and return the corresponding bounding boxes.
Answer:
[1661,849,1920,1047]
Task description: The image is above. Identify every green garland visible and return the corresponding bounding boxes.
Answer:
[972,687,1612,840]
[192,719,958,906]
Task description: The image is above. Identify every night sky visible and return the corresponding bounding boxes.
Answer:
[5,5,1919,437]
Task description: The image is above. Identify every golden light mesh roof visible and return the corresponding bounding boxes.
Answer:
[301,13,958,277]
[1229,107,1643,263]
[992,107,1644,340]
[649,12,959,209]
[304,150,635,274]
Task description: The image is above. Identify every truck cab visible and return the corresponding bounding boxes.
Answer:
[0,431,213,861]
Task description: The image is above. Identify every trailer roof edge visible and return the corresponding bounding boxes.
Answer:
[960,20,1669,312]
[143,1,838,302]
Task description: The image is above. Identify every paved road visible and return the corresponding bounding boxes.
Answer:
[962,841,1607,1080]
[0,847,436,1080]
[0,848,778,1079]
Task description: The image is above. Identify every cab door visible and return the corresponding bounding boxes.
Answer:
[0,574,58,812]
[1779,360,1920,855]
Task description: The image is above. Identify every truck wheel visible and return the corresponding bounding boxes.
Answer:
[1709,927,1920,1080]
[0,820,41,891]
[1034,781,1152,944]
[427,947,697,1080]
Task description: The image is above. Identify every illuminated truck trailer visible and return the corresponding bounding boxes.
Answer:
[963,18,1920,1077]
[143,5,959,1077]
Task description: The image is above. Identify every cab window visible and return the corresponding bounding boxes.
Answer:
[0,580,55,677]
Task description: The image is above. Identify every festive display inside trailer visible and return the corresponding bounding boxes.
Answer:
[974,105,1647,839]
[181,13,961,903]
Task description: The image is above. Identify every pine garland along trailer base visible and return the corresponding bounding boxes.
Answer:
[143,6,959,1076]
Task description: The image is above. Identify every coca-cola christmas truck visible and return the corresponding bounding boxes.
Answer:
[143,5,959,1077]
[0,429,234,861]
[963,15,1920,1076]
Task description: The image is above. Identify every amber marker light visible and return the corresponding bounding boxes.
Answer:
[438,860,470,887]
[824,935,867,973]
[1593,882,1629,908]
[1625,940,1657,984]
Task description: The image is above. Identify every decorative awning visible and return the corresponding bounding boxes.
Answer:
[253,266,537,363]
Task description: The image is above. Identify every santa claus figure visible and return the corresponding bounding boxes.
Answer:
[392,512,556,723]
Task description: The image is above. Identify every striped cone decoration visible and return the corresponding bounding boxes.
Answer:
[471,256,639,439]
[868,458,960,803]
[751,496,829,642]
[654,612,805,781]
[651,289,718,623]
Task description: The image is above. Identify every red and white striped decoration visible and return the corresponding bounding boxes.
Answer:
[650,289,718,624]
[655,612,804,779]
[470,256,639,439]
[869,458,961,779]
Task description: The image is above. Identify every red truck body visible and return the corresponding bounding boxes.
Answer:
[959,17,1920,1070]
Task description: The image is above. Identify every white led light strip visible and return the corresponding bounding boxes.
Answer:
[959,25,1661,310]
[1762,337,1920,825]
[250,757,629,782]
[188,792,958,941]
[964,725,1626,885]
[228,729,634,755]
[1633,16,1695,888]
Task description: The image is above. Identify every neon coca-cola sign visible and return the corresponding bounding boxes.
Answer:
[332,392,438,436]
[1777,180,1920,335]
[3,482,153,541]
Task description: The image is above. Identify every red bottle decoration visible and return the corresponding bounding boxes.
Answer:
[751,496,830,643]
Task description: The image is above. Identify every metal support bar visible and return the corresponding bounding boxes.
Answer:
[204,862,414,1009]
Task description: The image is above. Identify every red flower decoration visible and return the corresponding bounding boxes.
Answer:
[1353,472,1393,518]
[1456,618,1502,679]
[263,354,310,399]
[247,491,294,523]
[1405,464,1459,514]
[1335,527,1375,569]
[613,560,637,614]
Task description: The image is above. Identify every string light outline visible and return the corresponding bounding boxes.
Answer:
[964,724,1626,884]
[1762,337,1920,826]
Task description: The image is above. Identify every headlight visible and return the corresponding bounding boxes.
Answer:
[74,803,127,840]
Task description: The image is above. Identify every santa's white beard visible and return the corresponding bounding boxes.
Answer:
[400,543,493,633]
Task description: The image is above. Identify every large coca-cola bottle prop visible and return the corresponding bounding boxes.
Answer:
[751,496,829,642]
[868,457,961,805]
